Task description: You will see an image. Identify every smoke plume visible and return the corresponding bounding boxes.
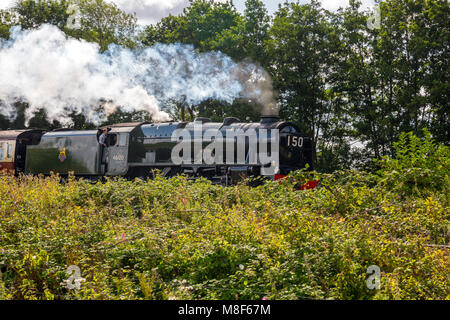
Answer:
[0,24,278,125]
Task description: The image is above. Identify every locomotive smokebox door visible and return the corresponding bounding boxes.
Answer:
[105,132,129,176]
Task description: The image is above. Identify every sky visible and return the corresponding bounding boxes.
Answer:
[0,0,376,25]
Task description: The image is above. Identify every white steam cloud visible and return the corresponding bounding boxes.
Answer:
[0,24,277,125]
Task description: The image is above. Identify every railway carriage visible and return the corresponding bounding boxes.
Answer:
[0,129,46,175]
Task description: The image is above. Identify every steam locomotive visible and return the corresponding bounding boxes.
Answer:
[0,116,314,184]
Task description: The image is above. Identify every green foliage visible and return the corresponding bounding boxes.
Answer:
[266,0,337,164]
[101,108,153,126]
[0,140,448,299]
[14,0,70,30]
[140,14,182,46]
[141,0,241,55]
[0,114,10,130]
[76,0,138,52]
[11,0,137,51]
[28,108,56,130]
[0,8,18,39]
[178,0,241,53]
[241,0,270,65]
[377,129,450,196]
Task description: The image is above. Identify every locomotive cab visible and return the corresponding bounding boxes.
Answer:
[99,122,150,177]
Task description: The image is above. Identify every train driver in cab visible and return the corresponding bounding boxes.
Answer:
[99,128,109,147]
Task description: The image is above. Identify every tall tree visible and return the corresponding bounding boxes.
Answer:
[179,0,240,52]
[28,108,53,129]
[333,0,449,162]
[411,0,449,144]
[77,0,137,51]
[0,114,10,130]
[14,0,69,30]
[329,1,389,160]
[140,14,182,46]
[267,1,335,161]
[242,0,271,65]
[102,108,153,126]
[12,0,137,51]
[141,0,242,55]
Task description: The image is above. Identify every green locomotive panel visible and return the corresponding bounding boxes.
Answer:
[25,131,102,175]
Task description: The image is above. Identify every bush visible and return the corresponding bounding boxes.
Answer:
[0,132,448,300]
[377,129,450,196]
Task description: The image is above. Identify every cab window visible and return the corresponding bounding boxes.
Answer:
[108,134,117,146]
[119,134,128,146]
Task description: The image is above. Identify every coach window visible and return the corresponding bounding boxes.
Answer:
[0,142,4,160]
[7,143,13,159]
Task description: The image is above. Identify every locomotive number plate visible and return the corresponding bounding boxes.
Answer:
[287,135,303,148]
[112,154,125,161]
